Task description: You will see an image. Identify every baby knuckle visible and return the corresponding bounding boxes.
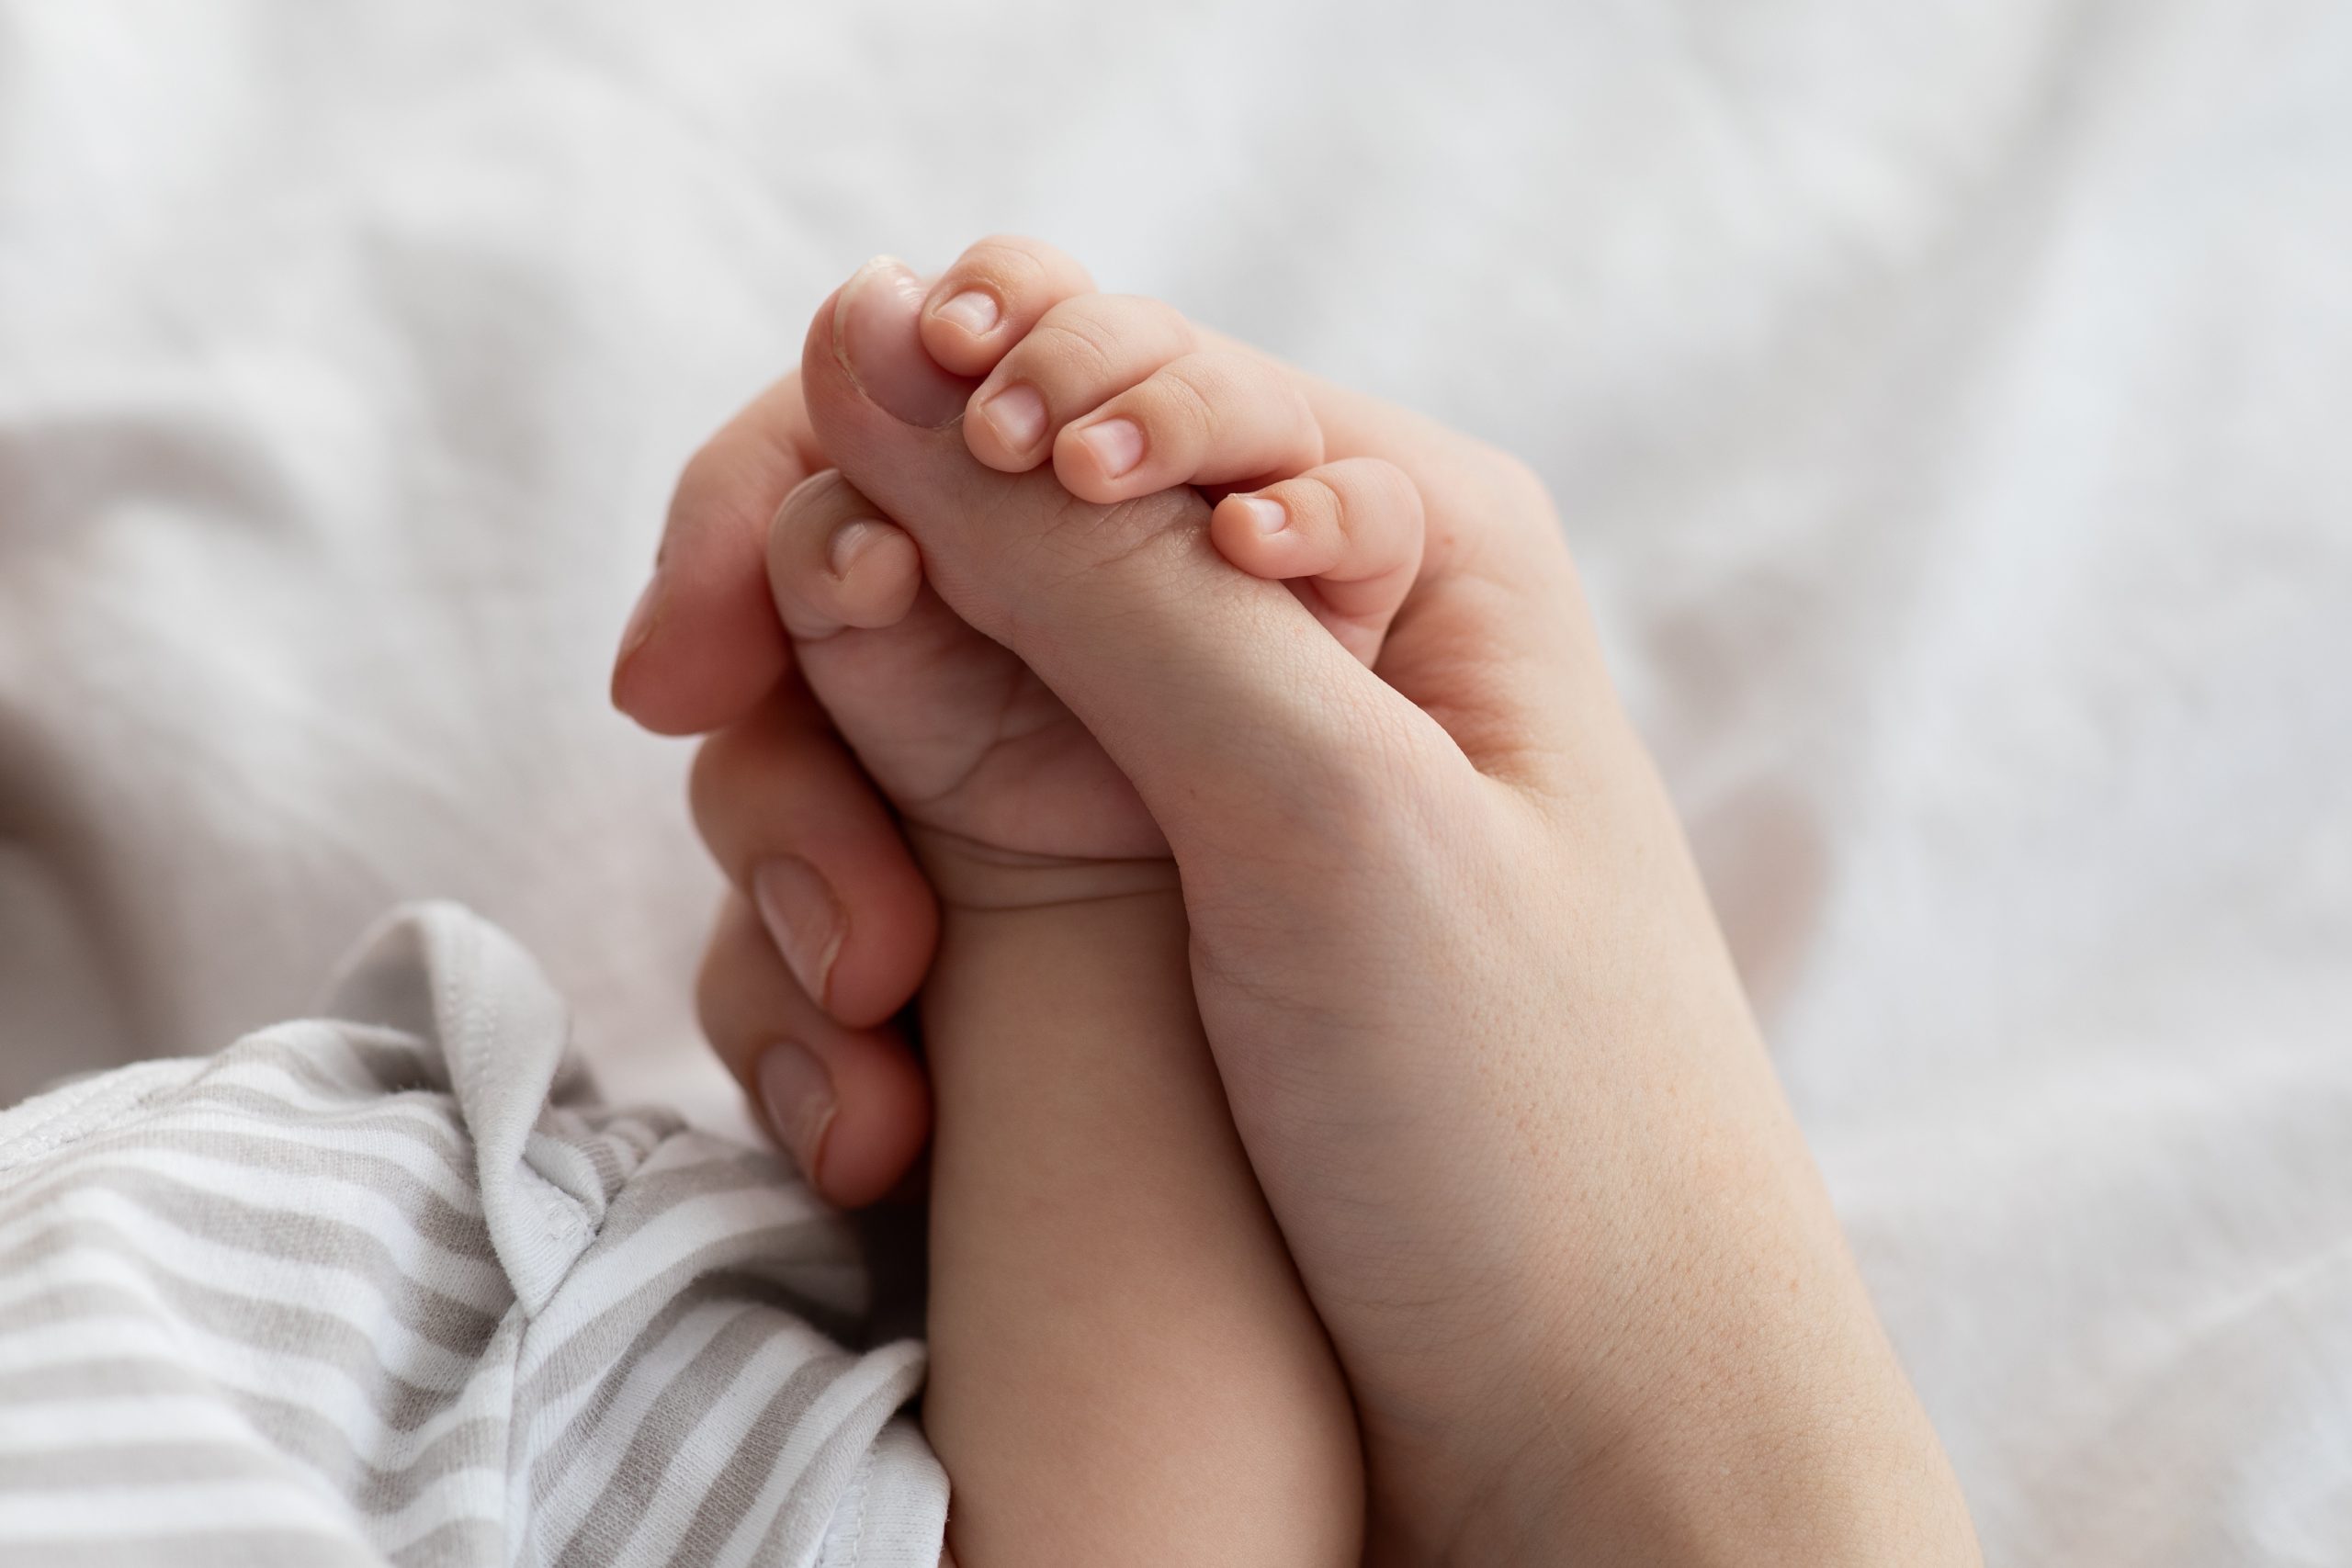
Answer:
[1355,457,1422,521]
[1091,294,1186,355]
[992,492,1193,649]
[1148,363,1221,446]
[960,234,1054,285]
[1472,442,1555,516]
[1021,316,1118,388]
[1288,473,1347,536]
[1114,298,1197,364]
[1150,299,1202,353]
[967,231,1042,256]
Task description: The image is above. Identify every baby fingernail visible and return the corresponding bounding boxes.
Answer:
[756,1041,836,1186]
[1236,497,1286,536]
[982,384,1047,450]
[753,856,845,1008]
[1079,418,1146,479]
[935,289,999,334]
[828,519,885,578]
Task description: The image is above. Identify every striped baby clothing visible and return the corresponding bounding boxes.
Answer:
[0,903,947,1566]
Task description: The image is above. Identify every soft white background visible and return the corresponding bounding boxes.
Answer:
[2,3,2346,1561]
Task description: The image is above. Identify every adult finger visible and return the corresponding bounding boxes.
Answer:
[698,891,931,1209]
[689,683,940,1030]
[612,371,824,737]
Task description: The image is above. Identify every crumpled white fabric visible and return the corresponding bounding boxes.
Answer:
[1,3,2346,1561]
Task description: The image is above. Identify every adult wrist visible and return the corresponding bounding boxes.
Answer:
[1365,1285,1982,1568]
[1340,1075,1980,1568]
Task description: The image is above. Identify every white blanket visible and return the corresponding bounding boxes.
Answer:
[2,3,2346,1560]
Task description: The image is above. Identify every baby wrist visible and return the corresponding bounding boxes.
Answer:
[907,823,1179,914]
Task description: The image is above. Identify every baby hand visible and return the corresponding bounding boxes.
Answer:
[749,239,1424,897]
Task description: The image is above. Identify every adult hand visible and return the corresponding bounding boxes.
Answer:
[615,242,1978,1565]
[612,368,938,1210]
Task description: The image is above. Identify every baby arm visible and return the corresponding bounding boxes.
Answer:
[918,852,1360,1566]
[731,239,1435,1565]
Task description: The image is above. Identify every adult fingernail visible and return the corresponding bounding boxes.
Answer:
[609,574,663,709]
[756,1041,836,1186]
[833,256,972,428]
[980,384,1047,452]
[753,856,845,1008]
[934,289,999,335]
[1078,418,1146,479]
[1236,496,1286,536]
[616,572,662,661]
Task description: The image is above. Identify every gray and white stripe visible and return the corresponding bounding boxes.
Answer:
[0,904,945,1566]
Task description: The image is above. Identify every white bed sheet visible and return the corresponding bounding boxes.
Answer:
[2,3,2346,1560]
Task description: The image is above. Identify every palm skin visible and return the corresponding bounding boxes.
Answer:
[792,578,1170,886]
